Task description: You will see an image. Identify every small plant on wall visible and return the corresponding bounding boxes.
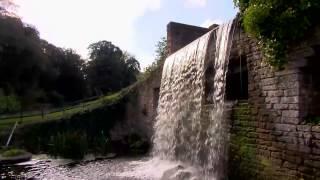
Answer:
[234,0,320,69]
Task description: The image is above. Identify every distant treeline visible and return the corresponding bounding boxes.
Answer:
[0,9,140,113]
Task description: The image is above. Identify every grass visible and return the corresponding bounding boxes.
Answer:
[0,85,135,131]
[1,148,26,157]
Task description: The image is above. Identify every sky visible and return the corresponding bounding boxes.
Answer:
[14,0,237,69]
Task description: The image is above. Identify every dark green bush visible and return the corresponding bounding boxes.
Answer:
[125,133,149,155]
[0,94,21,113]
[49,131,88,159]
[10,96,127,156]
[234,0,320,68]
[1,148,26,157]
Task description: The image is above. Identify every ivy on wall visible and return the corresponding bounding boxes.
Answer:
[234,0,320,69]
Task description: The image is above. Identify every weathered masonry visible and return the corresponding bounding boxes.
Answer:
[119,20,320,179]
[228,26,320,180]
[167,22,320,179]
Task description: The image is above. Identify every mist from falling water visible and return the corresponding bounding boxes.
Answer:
[153,20,235,179]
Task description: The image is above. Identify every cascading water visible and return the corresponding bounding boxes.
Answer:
[153,20,235,180]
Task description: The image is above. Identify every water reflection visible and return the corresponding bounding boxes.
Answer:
[1,155,156,180]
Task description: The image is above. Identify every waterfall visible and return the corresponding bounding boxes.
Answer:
[153,20,235,179]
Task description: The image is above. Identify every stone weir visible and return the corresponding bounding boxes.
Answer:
[121,21,320,179]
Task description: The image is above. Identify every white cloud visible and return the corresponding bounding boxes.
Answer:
[184,0,207,8]
[200,19,223,28]
[15,0,162,63]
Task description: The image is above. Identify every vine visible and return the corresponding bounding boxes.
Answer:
[234,0,320,69]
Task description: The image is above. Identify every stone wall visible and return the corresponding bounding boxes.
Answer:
[110,67,162,142]
[167,22,210,54]
[165,21,320,179]
[115,21,320,179]
[228,27,320,179]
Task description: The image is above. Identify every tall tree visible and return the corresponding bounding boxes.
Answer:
[86,41,140,95]
[54,49,87,102]
[123,52,140,86]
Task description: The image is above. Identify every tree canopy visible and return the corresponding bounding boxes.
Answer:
[0,7,140,112]
[85,41,140,95]
[144,37,168,75]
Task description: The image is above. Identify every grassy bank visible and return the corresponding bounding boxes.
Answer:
[0,85,135,131]
[0,82,150,159]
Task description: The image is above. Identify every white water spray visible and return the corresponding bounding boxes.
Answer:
[153,20,235,179]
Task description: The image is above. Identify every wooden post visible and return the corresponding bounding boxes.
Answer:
[6,121,18,147]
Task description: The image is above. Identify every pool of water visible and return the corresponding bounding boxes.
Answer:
[0,155,190,180]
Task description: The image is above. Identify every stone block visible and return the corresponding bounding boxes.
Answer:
[288,104,299,110]
[281,117,300,124]
[257,128,270,133]
[313,140,320,148]
[277,136,294,143]
[271,152,281,158]
[283,154,303,164]
[282,110,299,118]
[312,126,320,133]
[299,146,311,153]
[312,148,320,155]
[265,97,280,104]
[279,74,299,82]
[278,81,299,90]
[275,69,299,76]
[271,131,283,136]
[258,149,271,157]
[309,154,320,161]
[294,137,311,146]
[272,142,286,149]
[262,85,278,91]
[273,104,288,110]
[266,103,273,109]
[275,124,296,132]
[286,144,299,151]
[304,160,320,169]
[284,89,299,96]
[259,133,273,141]
[281,96,299,104]
[313,132,320,140]
[297,125,311,132]
[271,158,283,166]
[268,90,284,97]
[283,161,298,170]
[261,78,278,86]
[298,166,314,173]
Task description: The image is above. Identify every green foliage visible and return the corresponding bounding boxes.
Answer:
[306,116,320,124]
[48,131,88,159]
[235,0,320,68]
[229,102,290,180]
[143,37,168,78]
[91,131,112,155]
[85,41,140,95]
[8,92,128,153]
[0,14,89,106]
[0,94,21,113]
[1,148,26,157]
[125,133,149,155]
[155,37,169,63]
[0,11,140,108]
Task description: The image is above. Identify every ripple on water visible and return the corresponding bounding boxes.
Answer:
[1,156,197,180]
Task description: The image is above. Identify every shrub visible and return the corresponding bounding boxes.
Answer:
[49,131,88,159]
[0,94,21,113]
[1,148,26,157]
[234,0,320,68]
